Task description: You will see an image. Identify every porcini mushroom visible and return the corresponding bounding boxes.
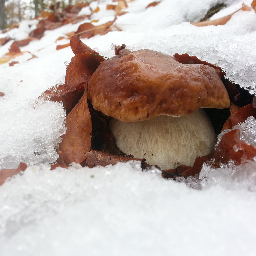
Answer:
[88,49,230,170]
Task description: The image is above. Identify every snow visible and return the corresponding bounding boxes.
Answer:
[0,0,256,255]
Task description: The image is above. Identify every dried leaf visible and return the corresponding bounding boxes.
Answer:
[0,37,10,46]
[75,17,117,38]
[191,5,252,27]
[146,1,161,8]
[65,52,105,88]
[81,150,150,169]
[58,92,92,165]
[70,35,98,55]
[0,92,4,97]
[251,0,256,12]
[43,82,86,114]
[213,129,256,166]
[222,103,256,130]
[11,37,37,48]
[56,43,70,50]
[9,61,19,66]
[0,163,27,186]
[94,6,100,13]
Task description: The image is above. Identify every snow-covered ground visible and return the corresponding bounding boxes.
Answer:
[0,0,256,255]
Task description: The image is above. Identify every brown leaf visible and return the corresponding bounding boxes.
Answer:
[251,0,256,12]
[223,103,256,130]
[191,5,252,27]
[56,43,70,50]
[0,92,4,97]
[9,44,21,53]
[58,92,92,165]
[81,150,150,169]
[11,37,37,48]
[65,52,105,88]
[9,61,19,66]
[43,82,86,114]
[213,129,256,166]
[146,1,161,9]
[0,163,27,186]
[75,17,117,38]
[106,4,116,10]
[0,37,10,46]
[70,35,98,55]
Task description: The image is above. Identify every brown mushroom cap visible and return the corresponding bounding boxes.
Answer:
[88,49,230,122]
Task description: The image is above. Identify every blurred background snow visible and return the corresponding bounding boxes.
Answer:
[0,0,256,255]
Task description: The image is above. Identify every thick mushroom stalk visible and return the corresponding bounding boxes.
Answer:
[88,49,230,169]
[110,110,215,169]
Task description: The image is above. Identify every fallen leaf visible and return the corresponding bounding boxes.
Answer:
[94,6,100,13]
[222,103,256,130]
[10,37,37,48]
[75,17,117,38]
[0,37,10,46]
[0,163,27,186]
[81,150,149,168]
[0,92,4,97]
[251,0,256,12]
[9,61,19,66]
[70,35,98,55]
[146,1,161,9]
[58,92,92,165]
[191,4,251,27]
[65,52,105,88]
[56,43,70,50]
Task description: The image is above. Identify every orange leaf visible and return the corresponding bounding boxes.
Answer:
[146,1,161,9]
[56,43,70,50]
[94,6,100,13]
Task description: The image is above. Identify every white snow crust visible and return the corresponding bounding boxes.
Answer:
[1,0,256,255]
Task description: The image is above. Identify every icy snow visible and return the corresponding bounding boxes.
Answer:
[0,0,256,255]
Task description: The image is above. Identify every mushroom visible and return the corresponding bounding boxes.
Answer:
[88,49,230,170]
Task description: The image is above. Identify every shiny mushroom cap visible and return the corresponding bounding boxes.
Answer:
[88,49,230,122]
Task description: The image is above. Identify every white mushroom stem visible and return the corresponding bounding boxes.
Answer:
[109,109,216,170]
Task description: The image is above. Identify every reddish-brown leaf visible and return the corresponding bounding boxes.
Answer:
[43,82,86,114]
[222,103,256,130]
[9,44,21,54]
[0,92,4,97]
[0,163,27,186]
[65,52,105,88]
[213,129,256,166]
[75,18,117,38]
[70,35,98,55]
[11,37,37,48]
[58,92,92,165]
[9,61,19,66]
[0,37,10,46]
[56,43,70,50]
[146,1,161,8]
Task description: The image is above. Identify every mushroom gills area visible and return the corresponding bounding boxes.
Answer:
[110,109,216,170]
